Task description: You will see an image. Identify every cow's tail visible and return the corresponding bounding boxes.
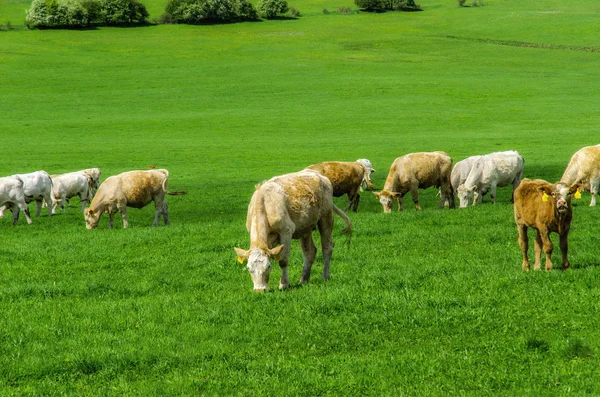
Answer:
[161,171,188,196]
[333,204,352,245]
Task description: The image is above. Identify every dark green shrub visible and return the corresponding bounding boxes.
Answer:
[355,0,420,11]
[99,0,148,25]
[289,6,299,17]
[161,0,257,24]
[256,0,288,19]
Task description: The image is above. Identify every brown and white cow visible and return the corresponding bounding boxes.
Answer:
[373,151,454,212]
[306,160,375,212]
[514,178,582,271]
[83,169,187,229]
[561,144,600,206]
[0,176,33,225]
[234,170,352,292]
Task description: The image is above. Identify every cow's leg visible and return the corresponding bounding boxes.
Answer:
[277,234,292,290]
[397,195,404,212]
[559,232,570,270]
[539,229,554,271]
[490,182,498,204]
[152,205,161,226]
[162,202,169,226]
[13,202,32,225]
[317,212,334,281]
[35,200,42,217]
[590,178,599,206]
[343,193,352,212]
[299,234,317,285]
[517,225,530,271]
[352,194,360,212]
[410,186,421,211]
[108,212,115,228]
[119,206,129,228]
[0,203,8,218]
[533,230,543,271]
[45,192,53,216]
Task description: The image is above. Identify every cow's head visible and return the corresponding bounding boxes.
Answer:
[457,185,477,208]
[373,190,397,213]
[234,245,284,292]
[84,208,100,229]
[539,182,583,214]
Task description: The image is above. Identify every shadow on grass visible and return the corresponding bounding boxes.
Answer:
[572,262,600,270]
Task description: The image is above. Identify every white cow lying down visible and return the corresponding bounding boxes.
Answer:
[234,170,352,292]
[0,171,53,218]
[84,169,187,229]
[457,150,524,208]
[0,176,33,225]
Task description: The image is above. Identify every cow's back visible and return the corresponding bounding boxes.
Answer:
[306,162,362,197]
[562,146,600,184]
[252,171,332,238]
[95,170,167,209]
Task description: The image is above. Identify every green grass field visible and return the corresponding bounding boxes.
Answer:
[1,0,600,394]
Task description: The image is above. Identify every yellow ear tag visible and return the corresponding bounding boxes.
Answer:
[542,192,549,202]
[237,256,244,264]
[575,190,582,199]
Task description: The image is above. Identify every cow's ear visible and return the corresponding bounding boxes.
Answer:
[570,183,584,195]
[269,245,284,260]
[469,185,477,193]
[372,192,381,198]
[86,209,94,217]
[391,192,401,199]
[538,185,553,196]
[234,248,249,264]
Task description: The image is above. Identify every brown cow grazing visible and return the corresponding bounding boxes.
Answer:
[234,170,352,292]
[306,160,376,212]
[83,169,187,229]
[373,151,454,212]
[514,178,582,271]
[561,144,600,206]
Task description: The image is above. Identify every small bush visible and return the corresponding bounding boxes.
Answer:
[322,8,329,14]
[256,0,288,19]
[99,0,149,25]
[338,5,351,14]
[355,0,420,11]
[26,0,89,28]
[289,6,300,17]
[161,0,257,24]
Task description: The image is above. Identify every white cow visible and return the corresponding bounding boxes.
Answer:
[80,168,101,196]
[450,155,486,205]
[0,176,33,225]
[457,151,524,208]
[561,145,600,206]
[356,158,376,191]
[51,171,96,213]
[0,171,53,217]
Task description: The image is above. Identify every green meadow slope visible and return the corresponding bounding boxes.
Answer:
[1,0,600,394]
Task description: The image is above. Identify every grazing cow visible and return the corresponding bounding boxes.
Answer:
[234,170,352,292]
[83,169,187,229]
[514,178,582,271]
[80,168,101,196]
[0,176,33,225]
[457,150,524,208]
[51,171,96,213]
[306,160,375,212]
[561,144,600,206]
[0,171,53,218]
[373,151,454,212]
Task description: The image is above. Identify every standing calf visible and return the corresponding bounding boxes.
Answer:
[514,178,581,271]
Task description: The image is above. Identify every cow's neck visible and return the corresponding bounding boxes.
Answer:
[249,198,270,251]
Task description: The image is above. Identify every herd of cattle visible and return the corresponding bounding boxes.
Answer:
[235,144,600,291]
[1,145,598,292]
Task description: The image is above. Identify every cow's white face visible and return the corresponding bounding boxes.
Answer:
[235,246,284,292]
[457,185,476,208]
[84,209,100,229]
[374,191,394,213]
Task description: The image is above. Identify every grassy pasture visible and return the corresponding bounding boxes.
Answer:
[1,0,600,394]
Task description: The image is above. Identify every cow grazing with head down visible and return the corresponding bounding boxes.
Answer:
[514,178,582,271]
[234,170,352,292]
[561,144,600,206]
[84,169,187,229]
[306,160,375,212]
[373,151,454,213]
[0,176,33,225]
[457,150,524,208]
[0,171,53,218]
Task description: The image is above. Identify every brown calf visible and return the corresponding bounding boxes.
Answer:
[514,178,582,271]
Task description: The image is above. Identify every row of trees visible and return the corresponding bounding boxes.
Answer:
[25,0,418,29]
[25,0,292,27]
